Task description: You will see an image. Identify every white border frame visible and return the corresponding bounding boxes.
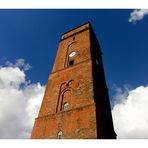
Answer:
[0,0,147,9]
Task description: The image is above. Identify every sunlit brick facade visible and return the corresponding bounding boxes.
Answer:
[31,22,116,139]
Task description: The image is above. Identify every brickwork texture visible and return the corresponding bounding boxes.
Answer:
[31,22,116,139]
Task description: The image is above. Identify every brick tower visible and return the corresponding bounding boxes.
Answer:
[31,22,116,139]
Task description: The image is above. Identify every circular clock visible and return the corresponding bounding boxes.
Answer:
[69,51,76,57]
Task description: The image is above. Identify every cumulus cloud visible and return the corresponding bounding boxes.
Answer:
[5,58,32,71]
[0,59,45,139]
[129,9,148,23]
[112,85,148,138]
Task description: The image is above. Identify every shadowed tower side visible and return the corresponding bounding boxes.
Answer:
[31,22,116,139]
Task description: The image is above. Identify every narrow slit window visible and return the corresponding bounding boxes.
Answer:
[57,131,62,139]
[69,60,74,66]
[96,59,99,65]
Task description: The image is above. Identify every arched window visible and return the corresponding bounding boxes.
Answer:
[68,51,77,66]
[57,131,62,139]
[63,102,69,111]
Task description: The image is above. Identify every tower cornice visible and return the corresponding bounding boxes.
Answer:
[60,22,91,42]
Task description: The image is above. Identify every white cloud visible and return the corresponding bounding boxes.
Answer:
[5,58,32,71]
[112,85,148,138]
[0,67,25,89]
[0,59,45,139]
[129,9,148,23]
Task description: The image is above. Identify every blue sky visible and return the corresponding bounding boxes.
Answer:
[0,9,148,103]
[0,9,148,139]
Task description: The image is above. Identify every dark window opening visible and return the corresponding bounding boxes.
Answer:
[58,131,62,139]
[96,59,99,65]
[69,60,74,66]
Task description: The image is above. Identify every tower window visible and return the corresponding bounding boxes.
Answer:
[96,59,99,65]
[57,131,62,139]
[69,60,74,66]
[63,102,69,111]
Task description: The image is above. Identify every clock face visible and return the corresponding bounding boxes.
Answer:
[69,51,76,57]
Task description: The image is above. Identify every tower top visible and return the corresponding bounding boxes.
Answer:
[61,22,91,41]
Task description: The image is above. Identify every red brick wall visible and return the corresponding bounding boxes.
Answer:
[31,103,97,139]
[52,24,91,72]
[38,60,94,117]
[31,23,97,139]
[31,23,116,139]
